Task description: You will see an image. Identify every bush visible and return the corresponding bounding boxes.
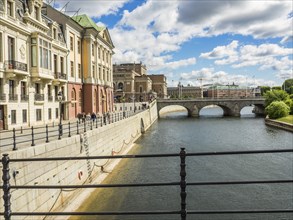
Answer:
[285,99,293,114]
[265,101,290,119]
[264,90,289,107]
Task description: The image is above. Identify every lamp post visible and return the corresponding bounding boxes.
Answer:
[122,92,125,118]
[57,91,63,139]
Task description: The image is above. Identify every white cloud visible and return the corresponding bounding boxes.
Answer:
[51,0,130,17]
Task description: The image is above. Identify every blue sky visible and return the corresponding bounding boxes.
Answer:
[52,0,292,87]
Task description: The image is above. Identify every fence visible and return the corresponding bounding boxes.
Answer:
[0,110,139,151]
[2,148,293,220]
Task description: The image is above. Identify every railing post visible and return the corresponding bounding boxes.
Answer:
[68,122,71,137]
[58,123,62,140]
[77,121,79,135]
[84,120,86,132]
[45,124,49,143]
[2,154,11,220]
[12,128,17,151]
[180,148,187,220]
[90,121,93,130]
[31,126,35,146]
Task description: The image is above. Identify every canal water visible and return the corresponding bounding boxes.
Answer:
[70,107,293,220]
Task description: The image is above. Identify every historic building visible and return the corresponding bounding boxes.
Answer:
[113,63,167,102]
[167,84,201,99]
[206,84,259,98]
[72,14,115,115]
[0,0,115,130]
[0,0,68,130]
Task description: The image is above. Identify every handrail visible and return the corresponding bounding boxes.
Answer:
[1,148,293,220]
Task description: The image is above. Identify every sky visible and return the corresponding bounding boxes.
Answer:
[50,0,293,87]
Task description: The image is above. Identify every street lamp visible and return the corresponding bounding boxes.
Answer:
[122,92,125,118]
[57,91,63,139]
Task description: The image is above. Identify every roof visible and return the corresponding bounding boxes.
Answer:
[72,14,105,32]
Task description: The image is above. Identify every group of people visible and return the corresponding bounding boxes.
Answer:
[77,112,97,123]
[76,112,111,124]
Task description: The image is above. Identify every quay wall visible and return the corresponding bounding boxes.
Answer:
[0,102,158,220]
[265,118,293,132]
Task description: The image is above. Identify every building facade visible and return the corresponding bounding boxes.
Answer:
[167,85,201,99]
[206,84,257,98]
[0,0,115,130]
[113,63,166,102]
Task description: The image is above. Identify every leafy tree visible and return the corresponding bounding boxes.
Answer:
[264,90,289,107]
[260,86,271,96]
[285,99,293,114]
[282,79,293,94]
[265,101,290,119]
[272,86,281,90]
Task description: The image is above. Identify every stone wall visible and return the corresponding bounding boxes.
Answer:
[0,102,158,220]
[265,118,293,132]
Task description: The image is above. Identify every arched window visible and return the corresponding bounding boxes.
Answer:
[71,89,76,107]
[118,82,124,90]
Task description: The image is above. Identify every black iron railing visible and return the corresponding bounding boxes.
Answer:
[5,60,27,72]
[0,93,6,101]
[54,72,67,80]
[20,94,29,101]
[8,94,17,101]
[1,148,293,220]
[34,94,44,101]
[0,110,139,151]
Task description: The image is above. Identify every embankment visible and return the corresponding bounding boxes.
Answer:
[0,101,158,220]
[265,117,293,132]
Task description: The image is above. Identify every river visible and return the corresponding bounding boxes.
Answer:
[69,107,293,220]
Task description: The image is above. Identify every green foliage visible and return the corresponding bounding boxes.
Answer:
[284,99,293,114]
[264,90,289,107]
[265,101,290,119]
[282,79,293,94]
[272,86,281,90]
[260,86,271,96]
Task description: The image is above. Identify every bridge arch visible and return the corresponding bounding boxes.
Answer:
[158,105,189,117]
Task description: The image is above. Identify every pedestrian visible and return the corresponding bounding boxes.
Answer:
[91,112,97,122]
[77,113,82,123]
[82,112,86,123]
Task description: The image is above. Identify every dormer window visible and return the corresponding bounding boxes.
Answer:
[53,28,57,40]
[34,6,39,20]
[7,1,14,17]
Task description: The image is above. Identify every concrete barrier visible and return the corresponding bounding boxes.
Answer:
[265,118,293,132]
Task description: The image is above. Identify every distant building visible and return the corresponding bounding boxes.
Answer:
[206,83,259,98]
[113,63,167,102]
[167,84,201,99]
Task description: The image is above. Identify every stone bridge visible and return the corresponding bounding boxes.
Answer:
[157,98,266,117]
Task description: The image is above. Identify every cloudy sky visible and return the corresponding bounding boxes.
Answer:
[51,0,292,87]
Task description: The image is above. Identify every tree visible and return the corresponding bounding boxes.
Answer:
[272,86,281,90]
[265,101,290,119]
[260,86,271,96]
[285,99,293,114]
[282,78,293,94]
[264,90,289,107]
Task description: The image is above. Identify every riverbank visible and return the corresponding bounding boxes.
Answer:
[265,117,293,132]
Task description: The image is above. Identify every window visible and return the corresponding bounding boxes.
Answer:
[118,82,123,90]
[9,80,14,95]
[60,57,64,73]
[39,39,51,69]
[79,90,82,106]
[21,81,26,96]
[92,65,95,78]
[92,44,94,56]
[11,110,16,124]
[71,89,76,107]
[48,108,52,120]
[34,6,39,20]
[77,40,81,53]
[54,86,58,99]
[36,109,42,121]
[53,54,57,73]
[31,38,37,67]
[53,28,57,40]
[71,61,74,77]
[55,108,59,119]
[0,33,2,62]
[8,37,15,61]
[78,63,81,78]
[99,67,101,79]
[35,83,40,94]
[70,36,73,51]
[98,47,100,59]
[47,84,51,96]
[22,109,27,123]
[7,1,13,17]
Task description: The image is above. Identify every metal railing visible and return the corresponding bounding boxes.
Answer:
[4,60,28,72]
[54,72,67,80]
[8,94,17,101]
[1,148,293,220]
[34,94,44,101]
[0,93,6,101]
[20,94,29,101]
[0,110,139,151]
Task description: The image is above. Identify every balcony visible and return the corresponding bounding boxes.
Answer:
[0,93,6,102]
[54,72,67,80]
[9,94,18,102]
[20,94,29,102]
[34,94,44,101]
[5,60,27,72]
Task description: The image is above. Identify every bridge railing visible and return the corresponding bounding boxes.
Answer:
[158,97,265,101]
[2,148,293,220]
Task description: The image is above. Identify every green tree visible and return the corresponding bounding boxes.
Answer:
[264,90,289,107]
[265,101,290,119]
[272,86,281,90]
[260,86,271,96]
[285,99,293,114]
[282,78,293,94]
